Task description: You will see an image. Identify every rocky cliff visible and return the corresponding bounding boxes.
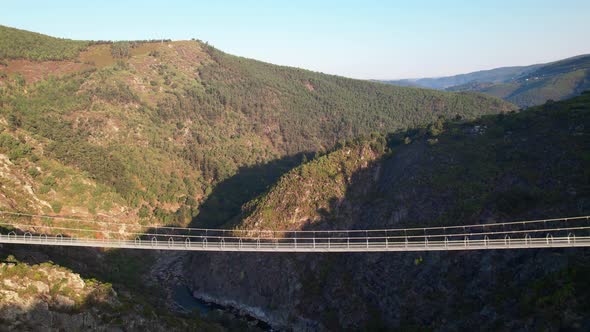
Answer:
[0,256,199,331]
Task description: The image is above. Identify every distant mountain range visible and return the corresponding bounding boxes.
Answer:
[382,54,590,107]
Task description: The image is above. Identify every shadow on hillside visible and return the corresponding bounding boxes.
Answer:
[0,151,314,328]
[299,157,387,233]
[191,152,312,229]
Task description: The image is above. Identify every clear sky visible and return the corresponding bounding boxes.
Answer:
[2,0,590,79]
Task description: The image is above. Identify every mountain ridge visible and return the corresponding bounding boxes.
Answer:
[0,25,514,229]
[381,63,541,89]
[382,54,590,107]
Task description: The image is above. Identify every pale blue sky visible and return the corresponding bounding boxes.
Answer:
[2,0,589,79]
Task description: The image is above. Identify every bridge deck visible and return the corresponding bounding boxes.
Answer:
[1,213,589,252]
[1,235,589,252]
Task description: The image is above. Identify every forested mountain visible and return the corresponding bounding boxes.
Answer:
[383,54,590,107]
[188,92,590,330]
[5,24,588,331]
[382,64,540,90]
[0,25,513,229]
[0,25,518,329]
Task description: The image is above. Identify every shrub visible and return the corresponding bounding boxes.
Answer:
[28,167,40,177]
[39,185,51,194]
[51,202,63,213]
[138,205,151,218]
[428,118,445,136]
[42,176,57,187]
[110,42,130,58]
[0,133,32,159]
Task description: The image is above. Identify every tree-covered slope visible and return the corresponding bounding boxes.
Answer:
[187,93,590,330]
[240,92,590,231]
[383,64,540,90]
[0,25,90,61]
[385,54,590,108]
[449,60,590,108]
[0,26,514,228]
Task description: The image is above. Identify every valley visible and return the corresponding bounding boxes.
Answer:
[0,22,589,331]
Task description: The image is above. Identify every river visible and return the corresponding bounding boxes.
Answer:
[172,285,273,331]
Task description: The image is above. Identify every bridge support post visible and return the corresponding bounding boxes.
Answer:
[568,233,575,246]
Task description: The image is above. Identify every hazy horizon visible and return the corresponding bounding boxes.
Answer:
[2,0,590,80]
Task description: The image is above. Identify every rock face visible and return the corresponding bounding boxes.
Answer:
[0,258,191,331]
[186,97,590,330]
[188,252,318,330]
[188,248,590,331]
[0,260,113,330]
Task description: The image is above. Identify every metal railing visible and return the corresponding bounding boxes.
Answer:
[0,216,590,252]
[0,232,589,252]
[0,213,589,252]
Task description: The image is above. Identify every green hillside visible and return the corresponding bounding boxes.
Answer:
[0,26,514,229]
[382,64,540,90]
[520,54,590,79]
[448,57,590,107]
[0,25,90,61]
[241,92,590,231]
[385,54,590,108]
[191,92,590,330]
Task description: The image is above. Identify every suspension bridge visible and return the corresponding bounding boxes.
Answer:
[0,212,589,252]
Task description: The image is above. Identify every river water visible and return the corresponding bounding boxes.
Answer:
[172,285,273,331]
